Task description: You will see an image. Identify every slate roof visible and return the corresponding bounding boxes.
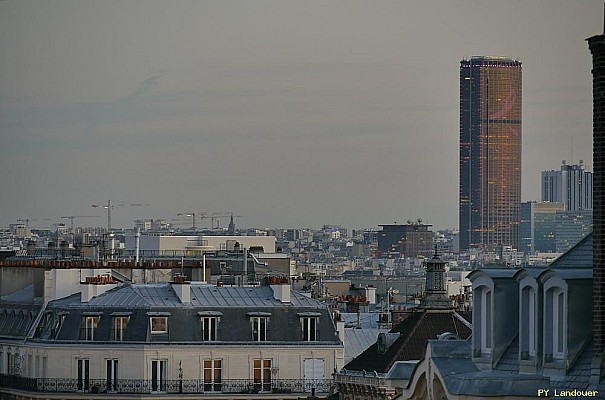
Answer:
[85,283,323,308]
[344,328,388,364]
[32,283,340,345]
[549,232,592,269]
[492,335,520,374]
[0,285,43,339]
[343,309,471,373]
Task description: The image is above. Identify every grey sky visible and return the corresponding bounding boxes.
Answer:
[0,0,600,230]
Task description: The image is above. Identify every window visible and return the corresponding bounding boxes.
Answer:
[301,317,319,341]
[83,316,99,341]
[106,359,118,392]
[150,317,168,334]
[77,358,90,392]
[113,317,129,341]
[553,288,565,358]
[201,317,219,341]
[151,360,167,392]
[253,359,272,391]
[203,359,222,392]
[481,289,492,354]
[251,317,268,341]
[520,286,537,359]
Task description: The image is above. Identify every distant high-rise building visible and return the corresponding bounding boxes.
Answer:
[377,222,433,258]
[520,201,564,254]
[542,161,593,212]
[459,56,522,251]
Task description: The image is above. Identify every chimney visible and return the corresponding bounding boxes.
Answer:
[81,274,117,302]
[588,27,605,383]
[334,312,345,343]
[268,276,291,303]
[171,274,191,304]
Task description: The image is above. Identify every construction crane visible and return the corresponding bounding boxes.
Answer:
[210,212,241,229]
[60,215,100,231]
[92,199,149,231]
[176,212,207,230]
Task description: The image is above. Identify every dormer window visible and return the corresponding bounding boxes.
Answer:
[470,273,496,359]
[543,279,567,362]
[201,317,219,341]
[198,311,222,341]
[111,313,131,341]
[520,285,537,359]
[248,312,271,342]
[81,313,101,341]
[148,312,171,335]
[552,288,566,359]
[298,312,321,341]
[151,317,167,334]
[481,289,492,353]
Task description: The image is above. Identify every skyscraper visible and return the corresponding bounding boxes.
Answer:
[459,56,522,251]
[542,161,593,212]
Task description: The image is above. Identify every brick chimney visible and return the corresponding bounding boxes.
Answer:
[588,27,605,383]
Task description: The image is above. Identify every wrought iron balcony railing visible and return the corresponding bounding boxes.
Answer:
[0,374,332,395]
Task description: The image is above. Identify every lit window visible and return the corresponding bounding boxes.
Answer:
[203,359,222,392]
[113,316,129,341]
[83,316,99,341]
[253,359,272,391]
[150,317,168,334]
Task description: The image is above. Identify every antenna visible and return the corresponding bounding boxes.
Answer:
[571,136,574,165]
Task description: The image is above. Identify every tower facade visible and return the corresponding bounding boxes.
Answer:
[459,56,522,251]
[542,162,593,212]
[588,31,605,380]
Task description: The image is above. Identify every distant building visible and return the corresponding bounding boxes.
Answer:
[377,222,433,258]
[459,56,522,252]
[520,201,564,254]
[542,162,593,212]
[520,202,592,255]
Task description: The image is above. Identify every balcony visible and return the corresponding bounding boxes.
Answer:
[0,374,332,396]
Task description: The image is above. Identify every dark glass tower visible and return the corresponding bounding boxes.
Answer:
[587,31,605,381]
[459,56,522,251]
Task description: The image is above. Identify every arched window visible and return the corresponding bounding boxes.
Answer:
[481,288,493,353]
[552,288,566,359]
[520,285,537,359]
[471,274,495,358]
[543,280,567,362]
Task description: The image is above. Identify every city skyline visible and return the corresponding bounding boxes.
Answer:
[0,1,600,230]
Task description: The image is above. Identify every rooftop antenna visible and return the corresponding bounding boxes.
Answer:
[571,136,574,165]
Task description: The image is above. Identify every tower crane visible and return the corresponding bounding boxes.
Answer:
[60,215,100,232]
[210,212,241,229]
[92,199,149,231]
[176,212,208,230]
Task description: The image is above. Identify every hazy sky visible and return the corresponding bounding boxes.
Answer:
[0,0,601,231]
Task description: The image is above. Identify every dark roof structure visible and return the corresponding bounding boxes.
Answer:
[344,309,471,373]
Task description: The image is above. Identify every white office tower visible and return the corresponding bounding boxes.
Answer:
[541,161,593,212]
